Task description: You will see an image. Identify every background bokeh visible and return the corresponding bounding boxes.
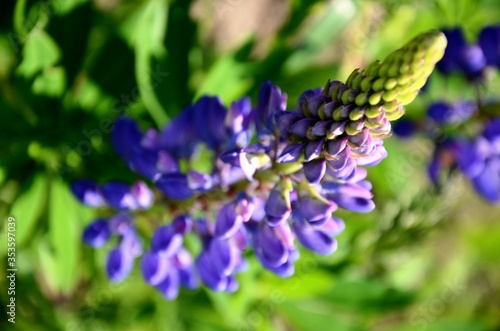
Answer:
[1,0,500,330]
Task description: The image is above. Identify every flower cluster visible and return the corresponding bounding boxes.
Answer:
[437,25,500,80]
[72,30,446,299]
[394,96,500,203]
[426,110,500,203]
[393,26,500,203]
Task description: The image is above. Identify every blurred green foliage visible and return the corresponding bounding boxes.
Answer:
[1,0,500,330]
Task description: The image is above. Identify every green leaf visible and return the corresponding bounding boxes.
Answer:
[323,278,414,311]
[120,0,170,126]
[261,269,335,300]
[190,144,215,174]
[0,35,17,78]
[195,55,253,104]
[284,0,356,74]
[53,0,90,15]
[120,0,168,56]
[32,66,66,97]
[277,301,363,331]
[48,179,82,293]
[13,0,28,36]
[17,30,61,78]
[1,174,49,257]
[37,235,61,295]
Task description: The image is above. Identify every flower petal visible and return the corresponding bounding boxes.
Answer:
[151,226,183,257]
[71,180,105,207]
[155,269,180,300]
[155,173,194,200]
[101,182,137,210]
[106,247,134,283]
[141,251,171,286]
[303,159,327,184]
[112,117,143,160]
[82,219,110,247]
[292,222,337,255]
[215,204,243,239]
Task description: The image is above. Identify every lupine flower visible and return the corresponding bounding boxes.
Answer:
[458,118,500,202]
[72,30,446,300]
[392,118,416,138]
[427,101,476,125]
[73,180,152,281]
[141,216,198,298]
[479,25,500,68]
[398,98,500,204]
[276,30,446,183]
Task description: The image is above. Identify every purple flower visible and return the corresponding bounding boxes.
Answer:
[254,81,287,134]
[155,173,194,200]
[227,97,253,148]
[208,238,239,276]
[219,148,256,181]
[393,118,416,138]
[196,251,231,291]
[303,159,327,184]
[277,143,305,163]
[457,119,500,203]
[106,230,142,282]
[155,267,180,300]
[71,180,105,207]
[428,101,476,125]
[73,180,153,211]
[128,145,160,179]
[82,219,110,247]
[322,169,375,213]
[193,96,228,149]
[75,71,414,299]
[264,180,293,226]
[142,231,198,299]
[479,25,500,68]
[100,182,138,210]
[160,104,197,158]
[151,225,184,257]
[437,27,486,80]
[111,117,143,160]
[141,251,172,286]
[296,184,337,225]
[253,223,290,271]
[107,248,135,283]
[291,208,343,255]
[130,181,154,209]
[215,203,244,239]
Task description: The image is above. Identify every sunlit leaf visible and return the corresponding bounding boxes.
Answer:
[2,174,48,256]
[17,30,61,77]
[32,66,66,97]
[48,178,82,293]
